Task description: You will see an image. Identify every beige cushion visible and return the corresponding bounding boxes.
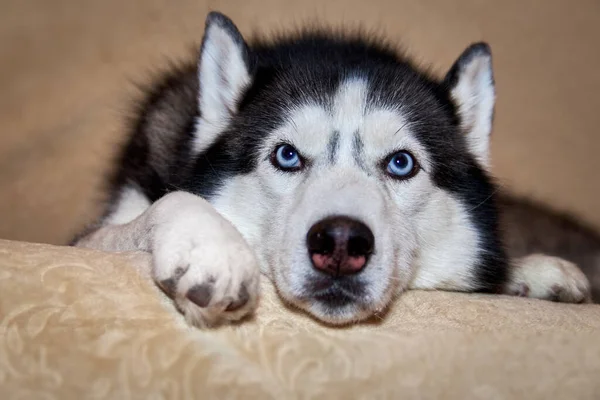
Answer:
[1,239,599,398]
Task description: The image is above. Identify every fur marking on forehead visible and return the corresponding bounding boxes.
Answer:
[352,131,369,172]
[331,78,368,134]
[326,131,341,164]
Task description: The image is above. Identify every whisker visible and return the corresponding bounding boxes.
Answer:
[393,120,410,136]
[386,276,406,282]
[467,185,504,212]
[372,312,385,321]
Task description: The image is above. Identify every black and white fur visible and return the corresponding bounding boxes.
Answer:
[74,12,595,327]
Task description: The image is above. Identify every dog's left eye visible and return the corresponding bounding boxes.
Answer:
[385,151,418,179]
[271,144,303,171]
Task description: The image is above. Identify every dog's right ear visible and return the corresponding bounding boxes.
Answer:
[443,43,495,169]
[195,12,252,151]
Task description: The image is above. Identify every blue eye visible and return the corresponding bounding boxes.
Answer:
[386,151,417,178]
[272,144,302,171]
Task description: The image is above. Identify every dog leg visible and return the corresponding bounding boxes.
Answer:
[75,191,261,327]
[505,254,591,303]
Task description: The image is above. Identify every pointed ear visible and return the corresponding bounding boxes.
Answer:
[444,43,495,169]
[195,12,252,150]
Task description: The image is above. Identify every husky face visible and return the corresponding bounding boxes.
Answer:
[187,13,506,324]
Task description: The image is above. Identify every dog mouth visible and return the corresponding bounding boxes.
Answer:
[304,275,366,308]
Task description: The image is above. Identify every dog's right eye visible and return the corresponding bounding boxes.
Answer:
[384,150,419,179]
[271,144,303,171]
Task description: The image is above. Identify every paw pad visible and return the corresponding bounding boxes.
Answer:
[186,281,215,308]
[512,283,530,297]
[225,283,250,312]
[157,266,189,297]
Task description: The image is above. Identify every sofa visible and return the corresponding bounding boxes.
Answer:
[1,239,599,398]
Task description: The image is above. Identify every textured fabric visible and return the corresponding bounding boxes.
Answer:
[1,239,599,399]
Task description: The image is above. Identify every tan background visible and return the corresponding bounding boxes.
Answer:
[1,0,599,245]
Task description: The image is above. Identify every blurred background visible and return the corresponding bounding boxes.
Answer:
[1,0,599,245]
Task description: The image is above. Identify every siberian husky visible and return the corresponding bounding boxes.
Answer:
[73,12,599,327]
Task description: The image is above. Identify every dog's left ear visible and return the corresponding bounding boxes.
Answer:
[195,12,252,151]
[444,43,495,169]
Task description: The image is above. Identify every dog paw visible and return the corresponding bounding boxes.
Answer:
[506,254,591,303]
[150,192,260,327]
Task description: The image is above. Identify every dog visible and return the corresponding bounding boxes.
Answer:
[73,11,598,328]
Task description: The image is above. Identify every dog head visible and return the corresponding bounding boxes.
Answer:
[191,12,506,324]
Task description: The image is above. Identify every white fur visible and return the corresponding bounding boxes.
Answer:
[79,191,261,328]
[193,19,251,154]
[332,78,368,135]
[149,192,260,327]
[208,174,273,275]
[209,78,476,323]
[507,254,591,303]
[449,53,495,168]
[409,191,481,291]
[105,186,151,225]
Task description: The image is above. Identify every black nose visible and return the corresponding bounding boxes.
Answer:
[306,216,374,276]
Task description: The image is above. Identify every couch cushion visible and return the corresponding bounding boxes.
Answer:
[0,239,599,398]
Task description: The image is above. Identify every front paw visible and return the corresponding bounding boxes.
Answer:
[150,192,260,327]
[507,254,591,303]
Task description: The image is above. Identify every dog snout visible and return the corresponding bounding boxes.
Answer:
[306,216,374,276]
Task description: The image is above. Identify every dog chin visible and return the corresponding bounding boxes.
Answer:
[290,290,390,325]
[303,300,379,325]
[271,282,374,325]
[269,255,397,325]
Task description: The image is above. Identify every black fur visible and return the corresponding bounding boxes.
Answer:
[109,62,199,205]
